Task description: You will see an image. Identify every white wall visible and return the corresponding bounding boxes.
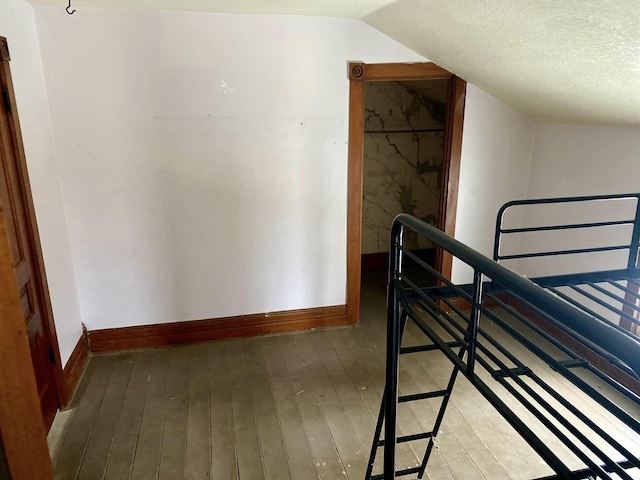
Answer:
[513,124,640,324]
[528,124,640,200]
[451,84,536,283]
[34,7,426,330]
[0,0,82,364]
[517,123,640,278]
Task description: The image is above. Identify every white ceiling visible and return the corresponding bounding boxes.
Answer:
[29,0,640,125]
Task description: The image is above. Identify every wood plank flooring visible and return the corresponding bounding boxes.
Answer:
[49,277,640,479]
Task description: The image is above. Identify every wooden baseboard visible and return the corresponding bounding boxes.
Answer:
[88,305,349,353]
[61,328,89,407]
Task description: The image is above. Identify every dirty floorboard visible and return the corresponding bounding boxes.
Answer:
[49,274,640,479]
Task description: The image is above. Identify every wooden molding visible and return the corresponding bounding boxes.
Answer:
[61,329,90,407]
[88,305,349,353]
[346,78,365,325]
[436,76,467,282]
[348,62,365,80]
[0,196,54,479]
[346,62,466,325]
[0,37,9,62]
[360,62,452,82]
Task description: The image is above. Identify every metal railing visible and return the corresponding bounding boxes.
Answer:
[374,213,640,480]
[494,193,640,272]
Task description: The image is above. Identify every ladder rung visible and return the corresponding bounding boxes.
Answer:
[371,466,421,479]
[399,390,448,403]
[400,340,458,355]
[492,366,531,379]
[377,431,433,446]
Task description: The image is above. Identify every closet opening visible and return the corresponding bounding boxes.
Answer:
[346,62,466,323]
[360,79,448,294]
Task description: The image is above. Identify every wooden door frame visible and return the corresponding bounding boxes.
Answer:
[0,38,67,406]
[346,62,467,324]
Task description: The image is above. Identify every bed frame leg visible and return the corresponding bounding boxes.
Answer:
[365,312,408,480]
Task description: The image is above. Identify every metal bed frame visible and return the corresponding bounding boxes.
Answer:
[365,193,640,480]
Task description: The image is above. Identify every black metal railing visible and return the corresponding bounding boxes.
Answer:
[493,193,640,341]
[494,193,640,272]
[371,213,640,480]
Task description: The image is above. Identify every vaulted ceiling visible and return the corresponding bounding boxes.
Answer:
[29,0,640,125]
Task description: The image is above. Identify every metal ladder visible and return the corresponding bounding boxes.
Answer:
[367,213,640,480]
[364,310,468,480]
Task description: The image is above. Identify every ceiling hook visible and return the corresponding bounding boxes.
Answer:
[66,0,75,14]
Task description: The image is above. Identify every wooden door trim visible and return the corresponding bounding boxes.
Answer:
[346,62,466,324]
[0,37,66,408]
[436,75,466,281]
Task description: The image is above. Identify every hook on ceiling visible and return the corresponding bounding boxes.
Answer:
[66,0,75,14]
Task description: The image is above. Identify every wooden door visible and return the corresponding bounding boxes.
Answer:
[0,38,60,430]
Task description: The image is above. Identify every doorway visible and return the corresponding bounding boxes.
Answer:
[0,36,63,431]
[346,62,466,323]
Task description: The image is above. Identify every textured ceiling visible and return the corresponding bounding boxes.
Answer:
[29,0,640,125]
[365,0,640,125]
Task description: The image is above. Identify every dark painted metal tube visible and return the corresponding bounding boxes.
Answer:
[393,213,640,377]
[466,270,483,375]
[566,284,640,329]
[498,244,629,261]
[627,199,640,270]
[606,279,640,299]
[493,193,640,271]
[383,221,403,479]
[501,219,634,234]
[586,281,640,313]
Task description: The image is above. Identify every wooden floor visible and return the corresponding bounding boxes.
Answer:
[49,275,640,479]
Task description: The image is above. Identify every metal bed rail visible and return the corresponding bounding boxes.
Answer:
[494,193,640,272]
[368,214,640,480]
[494,193,640,349]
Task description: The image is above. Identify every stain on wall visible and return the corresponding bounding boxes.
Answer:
[362,80,447,254]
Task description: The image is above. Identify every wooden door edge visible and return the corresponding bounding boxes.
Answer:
[0,172,54,478]
[0,37,65,411]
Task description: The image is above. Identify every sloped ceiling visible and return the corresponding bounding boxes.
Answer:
[365,0,640,126]
[29,0,640,125]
